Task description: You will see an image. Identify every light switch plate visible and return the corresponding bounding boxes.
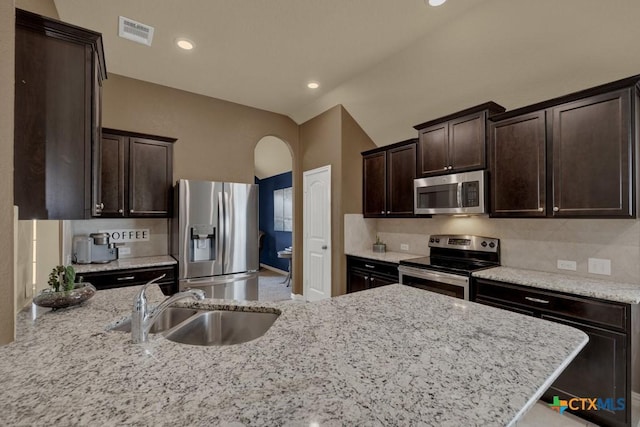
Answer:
[588,258,611,275]
[400,244,409,251]
[557,260,577,271]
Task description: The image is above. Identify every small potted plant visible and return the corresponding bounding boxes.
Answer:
[373,235,386,253]
[33,265,96,310]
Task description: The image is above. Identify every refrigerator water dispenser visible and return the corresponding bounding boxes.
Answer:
[190,225,216,262]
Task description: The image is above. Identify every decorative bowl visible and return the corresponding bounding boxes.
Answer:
[33,283,96,310]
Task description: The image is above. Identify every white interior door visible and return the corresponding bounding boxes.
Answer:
[303,165,331,301]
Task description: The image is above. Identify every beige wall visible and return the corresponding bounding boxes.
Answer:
[15,0,57,17]
[0,0,15,345]
[299,105,375,296]
[299,106,342,296]
[102,74,299,184]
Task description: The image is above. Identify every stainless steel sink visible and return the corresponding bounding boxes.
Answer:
[163,310,280,346]
[110,307,199,333]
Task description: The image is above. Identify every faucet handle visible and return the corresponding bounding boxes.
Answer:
[133,274,167,311]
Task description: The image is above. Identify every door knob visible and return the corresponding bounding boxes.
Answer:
[321,245,328,250]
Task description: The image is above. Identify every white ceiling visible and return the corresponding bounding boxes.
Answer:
[53,0,640,146]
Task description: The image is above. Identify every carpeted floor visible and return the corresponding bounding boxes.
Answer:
[258,269,292,302]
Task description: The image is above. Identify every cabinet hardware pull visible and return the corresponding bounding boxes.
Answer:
[365,264,375,269]
[370,277,374,282]
[96,203,104,210]
[380,211,385,214]
[443,166,448,170]
[117,276,135,281]
[553,207,559,212]
[118,209,123,213]
[448,165,453,170]
[538,207,543,212]
[130,209,135,213]
[386,211,390,214]
[525,296,550,304]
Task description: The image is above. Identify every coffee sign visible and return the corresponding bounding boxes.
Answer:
[99,229,150,243]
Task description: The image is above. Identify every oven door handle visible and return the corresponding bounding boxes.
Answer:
[398,266,469,287]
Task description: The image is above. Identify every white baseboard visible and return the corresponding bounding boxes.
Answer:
[259,263,287,275]
[291,293,305,301]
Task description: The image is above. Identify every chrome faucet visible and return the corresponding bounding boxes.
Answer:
[131,274,205,344]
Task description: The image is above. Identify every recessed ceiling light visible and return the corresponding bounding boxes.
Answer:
[307,82,320,89]
[428,0,447,6]
[176,38,195,50]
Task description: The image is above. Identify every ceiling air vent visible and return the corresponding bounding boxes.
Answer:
[118,16,154,46]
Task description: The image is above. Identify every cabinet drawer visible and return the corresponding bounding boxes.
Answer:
[475,279,628,331]
[79,265,176,290]
[347,257,399,280]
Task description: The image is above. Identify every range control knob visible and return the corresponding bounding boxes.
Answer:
[429,238,434,243]
[435,238,440,243]
[489,242,496,248]
[481,241,488,247]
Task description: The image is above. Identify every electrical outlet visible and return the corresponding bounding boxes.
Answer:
[588,258,611,275]
[557,260,577,271]
[400,244,409,251]
[118,247,131,256]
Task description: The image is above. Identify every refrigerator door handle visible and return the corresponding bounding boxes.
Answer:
[222,190,232,272]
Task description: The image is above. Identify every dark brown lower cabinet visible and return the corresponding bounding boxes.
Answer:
[347,256,398,293]
[473,278,632,427]
[78,264,178,296]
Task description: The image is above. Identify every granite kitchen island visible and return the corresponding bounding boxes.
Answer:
[0,284,587,426]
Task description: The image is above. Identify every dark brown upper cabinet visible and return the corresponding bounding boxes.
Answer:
[489,76,639,219]
[489,111,547,217]
[94,129,175,218]
[413,102,505,177]
[551,89,633,217]
[14,9,106,220]
[362,139,417,218]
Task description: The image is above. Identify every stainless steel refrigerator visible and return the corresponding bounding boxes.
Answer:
[171,179,259,300]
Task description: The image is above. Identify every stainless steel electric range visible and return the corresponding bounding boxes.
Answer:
[398,235,500,300]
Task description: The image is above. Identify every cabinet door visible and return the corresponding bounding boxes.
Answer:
[490,111,547,217]
[387,143,416,216]
[449,112,486,172]
[348,269,370,293]
[363,152,387,217]
[129,138,173,217]
[418,123,448,176]
[552,89,633,217]
[14,26,93,219]
[369,273,397,288]
[542,315,628,427]
[95,133,126,217]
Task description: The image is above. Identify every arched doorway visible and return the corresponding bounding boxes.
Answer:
[254,136,294,301]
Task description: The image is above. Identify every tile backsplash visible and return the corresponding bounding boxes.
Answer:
[63,218,170,263]
[345,214,640,284]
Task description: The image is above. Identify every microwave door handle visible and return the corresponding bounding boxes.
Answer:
[456,182,463,208]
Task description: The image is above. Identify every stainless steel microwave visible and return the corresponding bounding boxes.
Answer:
[414,170,487,215]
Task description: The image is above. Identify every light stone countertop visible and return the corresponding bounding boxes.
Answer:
[346,249,422,264]
[73,255,177,274]
[473,266,640,305]
[0,284,587,426]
